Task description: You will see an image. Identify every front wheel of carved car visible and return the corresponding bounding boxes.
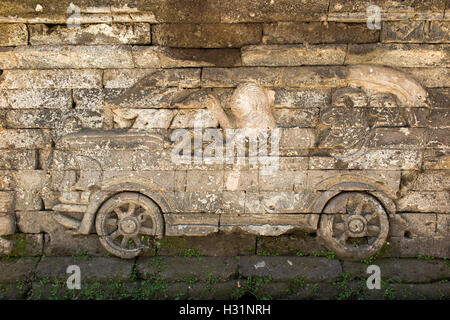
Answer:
[95,192,164,259]
[318,192,389,260]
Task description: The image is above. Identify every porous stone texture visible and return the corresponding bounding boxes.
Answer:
[0,1,448,295]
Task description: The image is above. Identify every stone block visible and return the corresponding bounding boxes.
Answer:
[164,213,219,236]
[35,257,134,281]
[401,67,449,88]
[0,23,27,46]
[0,129,51,149]
[152,23,262,48]
[397,191,449,213]
[238,256,342,282]
[423,149,450,170]
[381,21,425,42]
[136,256,238,281]
[0,150,36,169]
[347,44,449,67]
[29,23,150,45]
[342,258,450,283]
[156,233,256,256]
[273,108,320,128]
[241,45,347,66]
[0,70,102,89]
[274,88,330,108]
[368,128,425,149]
[220,0,329,22]
[263,22,379,44]
[170,109,218,128]
[103,68,201,88]
[132,46,242,67]
[426,21,450,43]
[0,45,134,69]
[0,257,39,283]
[186,170,224,192]
[201,67,347,88]
[0,89,72,109]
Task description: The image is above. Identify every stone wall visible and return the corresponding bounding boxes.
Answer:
[0,0,448,262]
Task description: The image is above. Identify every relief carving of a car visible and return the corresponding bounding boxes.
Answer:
[49,65,427,260]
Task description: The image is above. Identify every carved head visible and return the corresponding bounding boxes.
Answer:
[229,82,276,128]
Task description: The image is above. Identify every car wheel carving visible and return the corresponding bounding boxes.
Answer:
[95,192,164,259]
[318,192,389,260]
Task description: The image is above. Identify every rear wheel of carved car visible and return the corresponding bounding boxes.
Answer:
[318,192,389,260]
[95,192,164,259]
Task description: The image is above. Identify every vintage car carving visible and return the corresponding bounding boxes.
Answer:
[50,65,426,260]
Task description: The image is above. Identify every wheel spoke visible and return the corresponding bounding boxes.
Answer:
[140,226,154,235]
[121,236,130,248]
[367,225,380,236]
[114,208,125,219]
[127,203,136,216]
[364,213,377,222]
[138,213,148,222]
[132,236,142,247]
[354,201,364,215]
[109,229,121,240]
[106,218,118,227]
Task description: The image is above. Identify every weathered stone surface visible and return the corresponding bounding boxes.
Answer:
[0,257,39,283]
[113,109,175,129]
[401,171,450,191]
[103,69,201,88]
[0,150,36,169]
[221,214,318,236]
[263,22,379,44]
[0,70,102,89]
[152,24,262,48]
[29,23,150,45]
[242,45,347,66]
[256,232,328,256]
[427,21,450,43]
[343,258,450,283]
[157,233,257,256]
[369,128,425,149]
[347,44,449,67]
[258,170,307,191]
[35,257,133,281]
[389,213,437,238]
[201,67,347,88]
[381,21,426,43]
[133,46,242,68]
[0,45,134,69]
[307,170,401,197]
[164,213,219,236]
[0,89,71,109]
[401,67,449,88]
[397,191,449,213]
[4,233,43,257]
[428,109,450,128]
[137,257,238,281]
[274,108,320,128]
[0,192,14,214]
[186,170,223,192]
[238,256,342,282]
[279,128,315,151]
[170,109,218,128]
[0,129,51,149]
[329,0,445,21]
[388,236,449,258]
[426,128,450,148]
[73,88,104,109]
[436,214,449,236]
[0,23,27,46]
[244,191,315,214]
[220,0,329,22]
[309,150,422,170]
[274,88,330,108]
[423,149,450,170]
